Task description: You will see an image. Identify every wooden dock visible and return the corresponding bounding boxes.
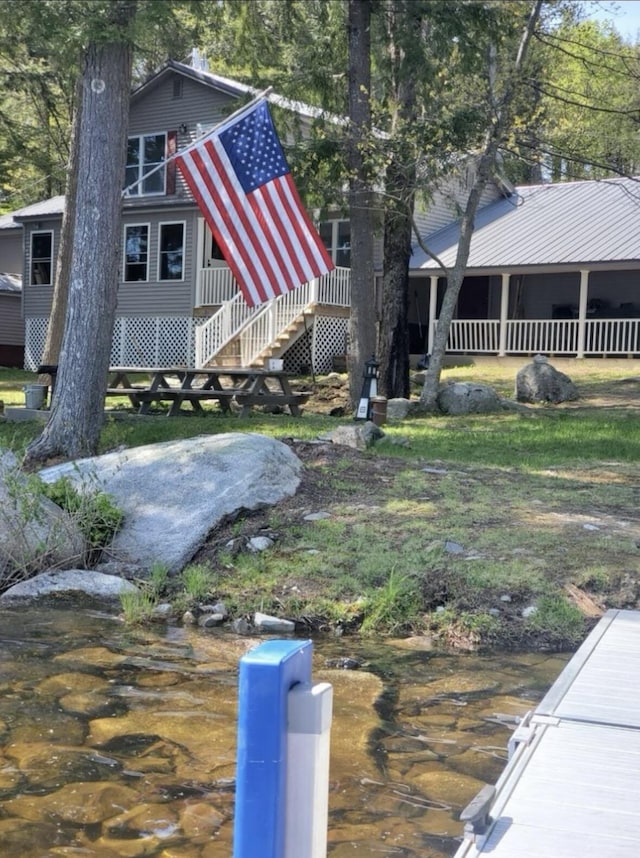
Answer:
[455,609,640,857]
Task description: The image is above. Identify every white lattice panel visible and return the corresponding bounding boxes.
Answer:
[312,315,348,373]
[111,317,195,366]
[25,313,347,373]
[25,316,196,370]
[24,318,49,370]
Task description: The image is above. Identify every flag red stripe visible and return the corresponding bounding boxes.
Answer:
[175,99,335,307]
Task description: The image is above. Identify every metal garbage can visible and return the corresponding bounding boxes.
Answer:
[23,384,47,410]
[370,396,387,426]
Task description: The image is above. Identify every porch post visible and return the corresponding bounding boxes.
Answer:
[498,273,510,357]
[428,275,438,356]
[577,269,590,359]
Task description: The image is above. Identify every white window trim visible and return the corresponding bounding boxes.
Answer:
[321,219,350,265]
[30,230,54,286]
[125,131,167,197]
[157,221,186,282]
[123,222,151,283]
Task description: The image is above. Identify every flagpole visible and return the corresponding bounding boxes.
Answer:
[122,87,273,198]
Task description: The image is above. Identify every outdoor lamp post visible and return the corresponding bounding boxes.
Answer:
[355,355,379,420]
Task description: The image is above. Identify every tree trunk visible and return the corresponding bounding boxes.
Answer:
[378,176,414,399]
[347,0,377,410]
[25,2,135,464]
[38,77,83,376]
[419,0,542,411]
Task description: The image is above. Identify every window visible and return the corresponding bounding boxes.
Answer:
[125,133,166,196]
[319,219,351,267]
[158,222,185,281]
[124,224,149,282]
[30,231,53,285]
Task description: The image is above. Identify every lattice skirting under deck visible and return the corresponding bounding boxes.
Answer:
[24,314,349,373]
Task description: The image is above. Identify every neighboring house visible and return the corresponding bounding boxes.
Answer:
[0,273,23,367]
[409,176,640,359]
[0,208,25,367]
[7,55,640,374]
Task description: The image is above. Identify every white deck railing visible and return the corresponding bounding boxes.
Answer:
[443,318,640,356]
[195,267,351,367]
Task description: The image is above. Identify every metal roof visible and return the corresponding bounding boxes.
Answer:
[2,195,65,228]
[412,176,640,271]
[0,272,21,293]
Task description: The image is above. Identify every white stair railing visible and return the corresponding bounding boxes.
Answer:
[195,267,351,368]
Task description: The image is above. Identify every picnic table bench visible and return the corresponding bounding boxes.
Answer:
[105,366,310,417]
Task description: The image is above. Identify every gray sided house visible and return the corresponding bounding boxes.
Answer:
[17,60,357,374]
[409,177,640,359]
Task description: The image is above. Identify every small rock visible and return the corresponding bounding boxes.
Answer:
[200,601,228,618]
[198,613,225,628]
[500,594,512,603]
[182,610,197,625]
[444,540,464,554]
[583,524,599,531]
[230,617,252,635]
[304,511,332,521]
[152,603,173,618]
[248,536,275,552]
[522,606,538,619]
[253,612,295,633]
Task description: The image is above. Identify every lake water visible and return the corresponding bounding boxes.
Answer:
[0,606,568,857]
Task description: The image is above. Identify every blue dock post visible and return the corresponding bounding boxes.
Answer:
[234,639,327,858]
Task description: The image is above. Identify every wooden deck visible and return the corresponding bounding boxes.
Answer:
[455,609,640,857]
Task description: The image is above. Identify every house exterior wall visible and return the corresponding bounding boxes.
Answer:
[413,170,503,237]
[0,229,23,274]
[117,206,198,315]
[21,218,62,318]
[0,293,24,366]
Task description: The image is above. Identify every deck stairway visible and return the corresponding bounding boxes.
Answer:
[195,267,350,369]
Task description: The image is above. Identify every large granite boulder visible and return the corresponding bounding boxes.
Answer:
[515,355,579,404]
[38,433,302,574]
[437,381,504,415]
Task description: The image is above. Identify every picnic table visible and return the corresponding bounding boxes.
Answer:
[105,366,310,417]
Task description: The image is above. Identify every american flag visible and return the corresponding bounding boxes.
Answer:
[175,99,335,307]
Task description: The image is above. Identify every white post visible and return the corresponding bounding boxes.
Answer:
[428,275,438,356]
[577,269,590,359]
[498,273,510,356]
[285,682,333,858]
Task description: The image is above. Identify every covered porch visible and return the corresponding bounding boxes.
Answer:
[414,266,640,359]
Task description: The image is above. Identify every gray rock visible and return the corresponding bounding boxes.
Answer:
[304,511,332,521]
[515,357,579,403]
[0,569,138,602]
[247,536,275,552]
[387,398,417,420]
[0,450,86,585]
[198,613,225,628]
[444,540,464,555]
[437,381,504,415]
[230,617,252,635]
[39,433,302,574]
[253,612,295,633]
[321,421,383,450]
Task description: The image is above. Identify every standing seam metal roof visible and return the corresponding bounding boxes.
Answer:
[411,176,640,270]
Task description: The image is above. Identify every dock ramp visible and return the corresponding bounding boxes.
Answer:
[455,609,640,857]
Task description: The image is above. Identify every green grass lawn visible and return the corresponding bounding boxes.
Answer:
[2,361,639,649]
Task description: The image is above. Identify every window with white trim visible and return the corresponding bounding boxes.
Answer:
[319,219,350,267]
[124,224,149,282]
[158,222,185,281]
[30,231,53,285]
[125,133,166,196]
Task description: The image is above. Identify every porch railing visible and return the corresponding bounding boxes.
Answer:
[195,264,351,309]
[196,267,238,306]
[195,267,351,367]
[442,318,640,356]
